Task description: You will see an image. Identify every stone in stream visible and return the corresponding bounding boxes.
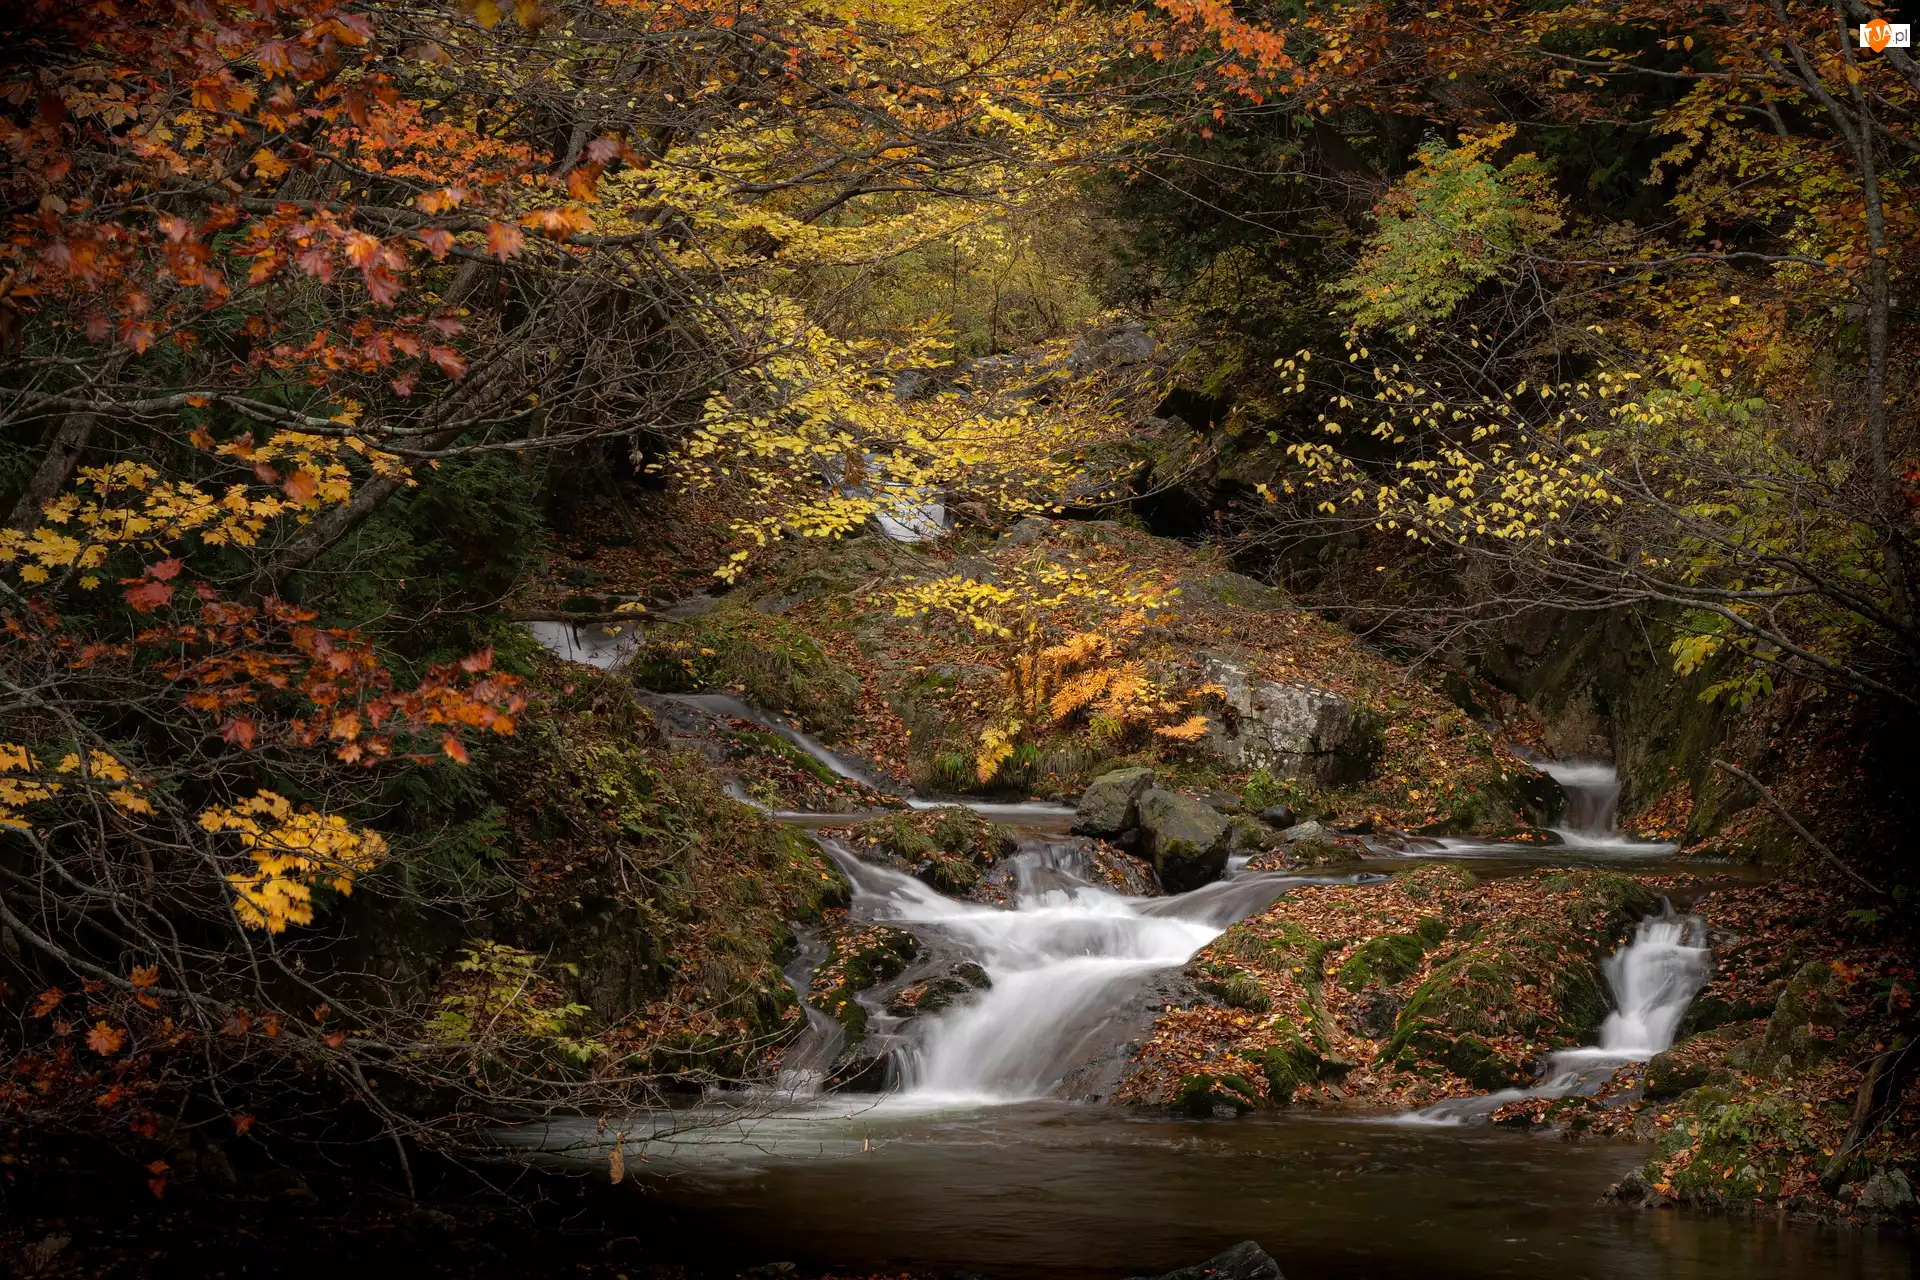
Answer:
[1128,1240,1286,1280]
[1135,787,1230,892]
[1073,765,1158,837]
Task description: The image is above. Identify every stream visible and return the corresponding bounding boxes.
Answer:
[517,628,1911,1277]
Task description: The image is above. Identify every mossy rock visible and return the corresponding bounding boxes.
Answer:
[1397,863,1477,900]
[633,608,860,733]
[885,962,991,1017]
[848,806,1016,894]
[1173,1071,1260,1117]
[1197,964,1273,1013]
[1645,1049,1713,1100]
[1337,932,1426,991]
[1253,1037,1322,1104]
[1752,960,1846,1076]
[809,925,921,1039]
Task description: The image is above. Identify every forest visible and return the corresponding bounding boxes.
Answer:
[1,0,1916,1276]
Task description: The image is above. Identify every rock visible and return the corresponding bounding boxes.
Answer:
[885,962,991,1017]
[1128,1241,1286,1280]
[1074,766,1159,837]
[1226,816,1270,856]
[1135,787,1231,892]
[1339,990,1404,1041]
[1754,959,1846,1076]
[1279,819,1331,844]
[1643,1049,1711,1100]
[1603,1169,1662,1209]
[1255,804,1295,829]
[1858,1168,1915,1216]
[1196,653,1383,785]
[999,515,1053,547]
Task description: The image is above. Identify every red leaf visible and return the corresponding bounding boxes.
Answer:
[441,735,470,765]
[282,470,318,503]
[123,580,174,612]
[148,557,184,581]
[232,1114,255,1136]
[459,647,494,673]
[414,227,454,260]
[428,345,467,379]
[221,717,257,749]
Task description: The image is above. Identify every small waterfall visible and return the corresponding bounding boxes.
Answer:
[1410,912,1711,1123]
[1540,760,1623,842]
[808,837,1337,1103]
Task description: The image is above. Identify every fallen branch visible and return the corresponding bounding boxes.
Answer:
[1710,758,1885,898]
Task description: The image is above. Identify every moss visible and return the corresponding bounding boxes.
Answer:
[1197,963,1273,1013]
[809,925,921,1040]
[1173,1071,1260,1116]
[632,607,860,733]
[1253,1036,1322,1104]
[1337,932,1427,991]
[1398,863,1477,899]
[466,663,848,1082]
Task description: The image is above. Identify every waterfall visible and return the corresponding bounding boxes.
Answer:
[812,838,1341,1104]
[1409,911,1711,1124]
[1539,760,1623,840]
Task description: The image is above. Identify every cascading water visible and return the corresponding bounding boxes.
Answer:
[1410,911,1712,1123]
[817,836,1337,1103]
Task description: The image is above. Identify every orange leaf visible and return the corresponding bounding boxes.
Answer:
[485,221,525,261]
[441,735,470,764]
[30,988,62,1018]
[130,964,159,989]
[282,470,318,503]
[86,1021,127,1056]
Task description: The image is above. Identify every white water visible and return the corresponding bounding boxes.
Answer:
[1431,758,1677,860]
[1408,912,1712,1124]
[814,837,1348,1104]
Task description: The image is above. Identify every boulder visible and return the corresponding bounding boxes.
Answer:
[1226,816,1270,856]
[1643,1049,1711,1100]
[1858,1167,1915,1216]
[1280,820,1331,844]
[1129,1241,1285,1280]
[1196,653,1382,785]
[1136,787,1230,892]
[1255,804,1295,829]
[1754,959,1846,1076]
[1075,765,1158,837]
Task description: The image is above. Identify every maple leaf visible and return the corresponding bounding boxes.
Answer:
[130,964,159,988]
[282,470,318,503]
[86,1021,127,1055]
[414,227,453,259]
[441,735,470,764]
[30,988,62,1017]
[428,345,467,379]
[221,717,257,749]
[485,221,525,261]
[123,580,173,612]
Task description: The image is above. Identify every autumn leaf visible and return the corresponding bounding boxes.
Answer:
[485,221,526,262]
[86,1021,127,1055]
[282,470,319,504]
[442,735,470,764]
[130,964,159,988]
[30,988,62,1017]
